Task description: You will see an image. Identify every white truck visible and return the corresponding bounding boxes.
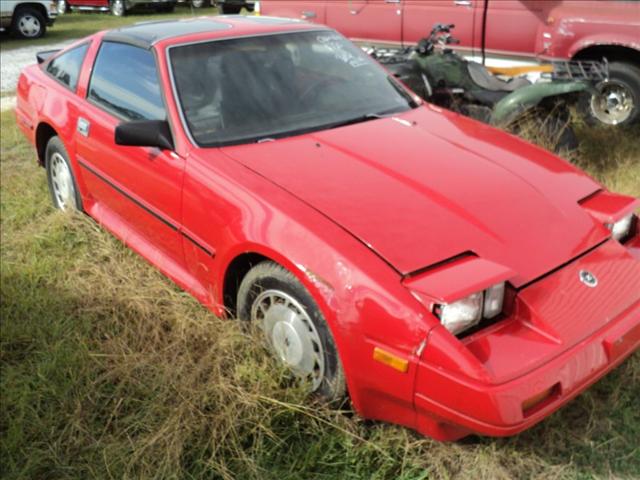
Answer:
[0,1,57,39]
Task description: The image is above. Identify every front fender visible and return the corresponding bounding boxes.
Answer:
[490,81,590,126]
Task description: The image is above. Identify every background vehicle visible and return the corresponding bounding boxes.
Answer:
[261,0,640,126]
[0,0,57,38]
[56,0,177,16]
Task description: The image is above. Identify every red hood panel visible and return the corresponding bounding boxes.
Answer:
[221,107,605,284]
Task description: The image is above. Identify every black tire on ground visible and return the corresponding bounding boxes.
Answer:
[110,0,127,16]
[155,4,175,13]
[585,61,640,126]
[11,7,46,39]
[45,137,83,212]
[245,3,254,11]
[237,261,347,403]
[220,4,242,14]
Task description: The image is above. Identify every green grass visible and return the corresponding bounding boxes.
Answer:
[1,108,640,479]
[0,7,217,51]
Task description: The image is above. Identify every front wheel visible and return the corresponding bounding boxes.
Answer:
[45,137,82,212]
[237,261,346,403]
[587,61,640,126]
[110,0,127,16]
[12,8,46,39]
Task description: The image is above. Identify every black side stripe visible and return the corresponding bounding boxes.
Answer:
[182,230,215,257]
[78,160,214,257]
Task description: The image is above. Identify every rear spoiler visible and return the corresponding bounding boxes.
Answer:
[36,49,61,65]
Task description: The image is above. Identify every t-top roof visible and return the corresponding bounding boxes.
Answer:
[102,16,308,49]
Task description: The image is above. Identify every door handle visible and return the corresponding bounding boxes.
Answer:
[77,117,90,137]
[454,0,472,6]
[384,0,400,3]
[301,10,316,19]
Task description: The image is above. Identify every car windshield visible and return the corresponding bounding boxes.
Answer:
[169,30,417,147]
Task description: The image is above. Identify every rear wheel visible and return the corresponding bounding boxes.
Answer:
[110,0,127,16]
[237,261,346,403]
[45,137,82,212]
[220,4,242,14]
[12,8,46,39]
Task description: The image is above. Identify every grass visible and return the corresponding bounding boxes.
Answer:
[0,6,218,51]
[1,105,640,479]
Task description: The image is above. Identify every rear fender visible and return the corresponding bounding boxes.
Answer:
[490,81,590,126]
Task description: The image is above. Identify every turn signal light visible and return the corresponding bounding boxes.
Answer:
[373,347,409,373]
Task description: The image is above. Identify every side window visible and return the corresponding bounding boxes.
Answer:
[46,44,90,91]
[88,42,166,121]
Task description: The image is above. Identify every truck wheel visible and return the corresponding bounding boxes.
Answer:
[110,0,127,16]
[220,4,242,14]
[237,261,346,403]
[12,8,46,39]
[588,61,640,126]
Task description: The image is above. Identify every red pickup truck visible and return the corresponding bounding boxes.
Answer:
[261,0,640,126]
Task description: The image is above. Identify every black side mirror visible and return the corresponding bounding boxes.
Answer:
[115,120,174,151]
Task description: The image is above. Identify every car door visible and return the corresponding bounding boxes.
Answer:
[402,0,479,54]
[483,0,557,64]
[75,41,186,268]
[325,0,403,45]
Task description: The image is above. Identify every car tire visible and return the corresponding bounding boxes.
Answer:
[110,0,127,16]
[45,137,82,212]
[11,8,47,39]
[586,61,640,126]
[57,0,69,14]
[220,4,242,14]
[237,261,347,403]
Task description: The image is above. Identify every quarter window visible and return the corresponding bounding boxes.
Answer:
[88,42,165,121]
[46,44,89,91]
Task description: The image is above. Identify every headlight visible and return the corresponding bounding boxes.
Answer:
[434,283,506,336]
[608,213,634,241]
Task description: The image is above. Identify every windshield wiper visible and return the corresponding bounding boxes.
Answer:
[328,113,386,129]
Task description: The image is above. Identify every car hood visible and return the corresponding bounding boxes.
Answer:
[220,106,606,286]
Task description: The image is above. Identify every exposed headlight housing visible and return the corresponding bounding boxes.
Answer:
[607,213,635,242]
[434,283,506,336]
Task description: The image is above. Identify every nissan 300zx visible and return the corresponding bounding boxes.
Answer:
[15,16,640,440]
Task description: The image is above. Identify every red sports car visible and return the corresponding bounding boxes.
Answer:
[15,16,640,441]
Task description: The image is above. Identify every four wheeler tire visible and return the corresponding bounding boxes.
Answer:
[586,61,640,126]
[220,4,242,14]
[237,261,346,403]
[110,0,127,16]
[45,137,83,212]
[11,7,46,39]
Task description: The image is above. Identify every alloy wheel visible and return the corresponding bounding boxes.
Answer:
[590,80,635,125]
[57,0,67,14]
[17,15,42,38]
[111,0,125,16]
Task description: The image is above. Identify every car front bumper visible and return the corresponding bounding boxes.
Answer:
[414,239,640,441]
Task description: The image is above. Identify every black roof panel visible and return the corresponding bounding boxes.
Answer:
[103,18,232,49]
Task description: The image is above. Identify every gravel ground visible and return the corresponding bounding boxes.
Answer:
[1,39,75,110]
